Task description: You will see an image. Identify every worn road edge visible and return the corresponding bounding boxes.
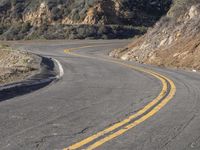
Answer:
[0,56,64,101]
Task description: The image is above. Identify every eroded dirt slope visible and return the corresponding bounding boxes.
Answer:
[0,45,40,84]
[110,0,200,70]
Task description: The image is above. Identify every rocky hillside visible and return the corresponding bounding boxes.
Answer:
[110,0,200,70]
[0,0,171,40]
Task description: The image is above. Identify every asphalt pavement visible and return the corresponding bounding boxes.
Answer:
[0,40,200,150]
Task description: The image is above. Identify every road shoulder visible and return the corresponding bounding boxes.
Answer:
[0,45,63,101]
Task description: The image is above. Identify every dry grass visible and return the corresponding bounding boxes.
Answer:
[111,3,200,71]
[149,34,200,70]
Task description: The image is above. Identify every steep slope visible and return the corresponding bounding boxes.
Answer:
[111,0,200,70]
[0,0,171,40]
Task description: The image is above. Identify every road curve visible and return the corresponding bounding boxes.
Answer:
[0,40,200,150]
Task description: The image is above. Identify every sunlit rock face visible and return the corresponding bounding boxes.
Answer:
[0,0,172,40]
[111,1,200,70]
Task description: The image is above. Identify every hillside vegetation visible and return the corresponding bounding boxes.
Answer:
[110,0,200,70]
[0,0,171,40]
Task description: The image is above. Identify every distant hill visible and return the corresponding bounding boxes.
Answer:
[110,0,200,70]
[0,0,171,40]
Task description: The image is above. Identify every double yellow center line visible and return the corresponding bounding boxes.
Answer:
[63,44,176,150]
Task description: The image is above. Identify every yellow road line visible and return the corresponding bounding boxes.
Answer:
[63,45,176,150]
[87,77,175,150]
[64,44,115,53]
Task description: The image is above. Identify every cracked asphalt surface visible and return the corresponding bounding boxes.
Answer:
[0,40,200,150]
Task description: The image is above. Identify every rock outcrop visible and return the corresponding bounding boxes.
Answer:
[0,0,171,40]
[111,0,200,70]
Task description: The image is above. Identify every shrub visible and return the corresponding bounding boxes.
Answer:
[51,7,62,20]
[21,22,32,33]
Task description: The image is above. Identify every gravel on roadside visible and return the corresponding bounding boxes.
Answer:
[0,44,41,85]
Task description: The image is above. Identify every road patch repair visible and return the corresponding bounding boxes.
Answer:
[0,44,64,101]
[64,45,176,150]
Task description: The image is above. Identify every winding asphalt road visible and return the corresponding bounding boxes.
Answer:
[0,40,200,150]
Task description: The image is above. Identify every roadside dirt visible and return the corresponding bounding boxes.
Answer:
[110,3,200,71]
[0,45,41,85]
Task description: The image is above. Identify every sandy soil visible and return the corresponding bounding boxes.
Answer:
[0,44,41,85]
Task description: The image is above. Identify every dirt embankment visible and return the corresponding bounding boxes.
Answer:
[0,45,40,85]
[110,0,200,71]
